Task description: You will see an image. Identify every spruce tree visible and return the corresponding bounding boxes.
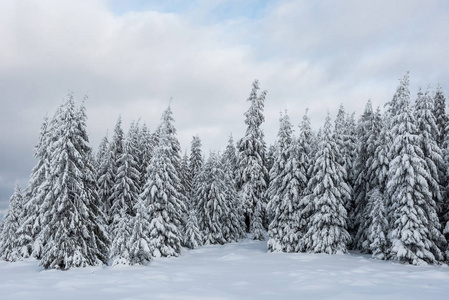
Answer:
[109,130,141,265]
[298,109,314,180]
[128,196,153,265]
[387,74,445,264]
[195,153,231,245]
[433,85,447,149]
[99,117,124,224]
[302,114,351,254]
[139,115,186,258]
[293,111,315,252]
[237,80,268,239]
[267,113,308,252]
[189,135,204,206]
[414,89,445,220]
[139,123,154,188]
[222,136,246,241]
[16,116,52,259]
[357,106,382,252]
[0,184,23,262]
[334,105,353,215]
[267,112,293,251]
[365,188,388,260]
[183,209,203,249]
[352,100,376,249]
[38,95,109,270]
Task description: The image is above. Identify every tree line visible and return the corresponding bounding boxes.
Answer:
[0,74,448,269]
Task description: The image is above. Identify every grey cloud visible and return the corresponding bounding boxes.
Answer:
[0,0,448,209]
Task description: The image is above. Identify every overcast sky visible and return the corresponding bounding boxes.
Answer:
[1,0,449,211]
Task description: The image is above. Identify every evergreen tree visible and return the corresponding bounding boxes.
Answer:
[334,105,353,215]
[139,123,154,188]
[128,196,153,265]
[298,109,314,180]
[364,188,389,260]
[95,132,109,168]
[302,114,351,254]
[356,106,383,252]
[237,80,268,238]
[108,129,141,265]
[222,134,239,183]
[292,111,315,252]
[139,115,186,258]
[38,95,109,270]
[387,74,446,264]
[352,100,376,249]
[183,209,203,249]
[433,85,447,149]
[0,184,23,262]
[195,153,231,245]
[99,117,124,224]
[16,116,53,259]
[180,151,191,201]
[222,136,246,241]
[189,135,204,207]
[267,113,308,252]
[414,89,445,220]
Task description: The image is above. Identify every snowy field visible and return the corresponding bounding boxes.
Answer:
[1,239,449,300]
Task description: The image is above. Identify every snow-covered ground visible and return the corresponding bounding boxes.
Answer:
[1,239,449,300]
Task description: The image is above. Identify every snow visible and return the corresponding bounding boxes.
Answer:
[1,239,449,300]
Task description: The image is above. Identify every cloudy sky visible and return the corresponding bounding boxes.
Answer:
[1,0,448,210]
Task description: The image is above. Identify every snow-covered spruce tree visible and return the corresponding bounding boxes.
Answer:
[237,80,268,239]
[190,135,204,181]
[77,99,109,238]
[96,132,114,219]
[15,116,53,259]
[414,89,445,221]
[298,109,314,180]
[292,110,315,253]
[38,95,109,270]
[352,100,376,249]
[108,129,141,265]
[367,108,391,193]
[267,112,293,222]
[267,112,308,252]
[267,112,293,251]
[95,132,110,169]
[222,136,246,241]
[128,196,152,265]
[334,105,354,215]
[364,188,389,260]
[127,121,143,184]
[183,209,203,249]
[194,153,231,245]
[160,106,188,218]
[0,184,24,261]
[302,113,351,254]
[98,117,125,224]
[433,85,447,149]
[180,151,191,201]
[188,135,204,206]
[387,74,446,265]
[356,106,383,253]
[138,115,186,258]
[138,123,154,188]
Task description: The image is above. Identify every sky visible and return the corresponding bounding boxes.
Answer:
[0,0,449,211]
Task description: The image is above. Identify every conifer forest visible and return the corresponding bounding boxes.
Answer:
[2,73,449,271]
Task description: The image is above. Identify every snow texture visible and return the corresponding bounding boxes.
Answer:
[1,239,449,300]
